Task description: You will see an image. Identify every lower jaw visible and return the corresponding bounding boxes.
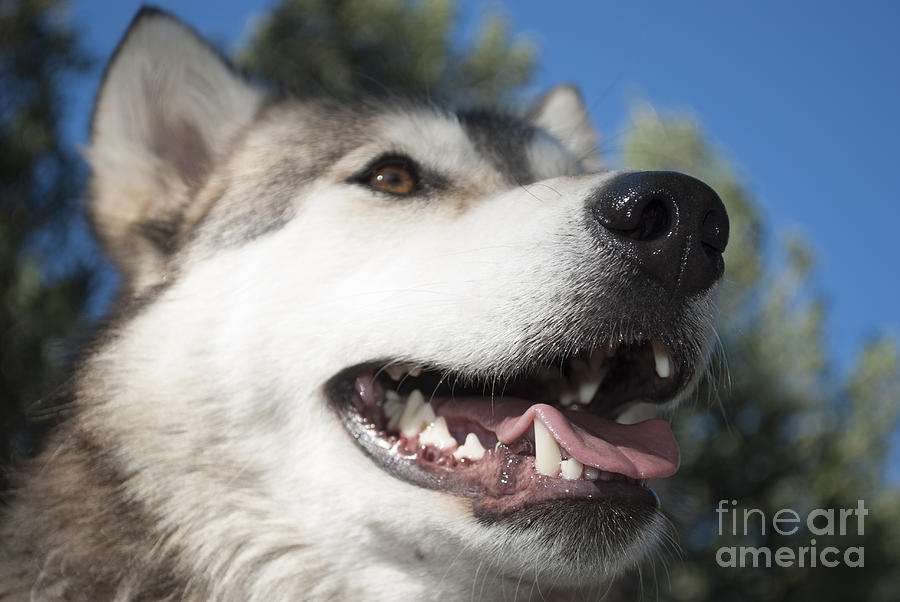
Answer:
[339,407,661,516]
[472,478,659,516]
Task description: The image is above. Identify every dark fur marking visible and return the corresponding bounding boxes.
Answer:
[459,110,536,185]
[138,215,183,256]
[195,99,366,248]
[204,160,308,247]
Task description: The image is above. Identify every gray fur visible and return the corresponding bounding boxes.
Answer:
[458,111,537,184]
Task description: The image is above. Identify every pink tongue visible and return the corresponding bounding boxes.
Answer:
[437,399,679,480]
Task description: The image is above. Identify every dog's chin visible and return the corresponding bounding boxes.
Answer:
[325,338,697,577]
[475,498,667,586]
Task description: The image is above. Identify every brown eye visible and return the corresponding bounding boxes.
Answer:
[368,164,417,195]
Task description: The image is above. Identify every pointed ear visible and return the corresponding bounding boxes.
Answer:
[527,84,602,172]
[88,8,262,293]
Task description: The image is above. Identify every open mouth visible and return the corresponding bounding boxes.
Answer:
[328,341,684,515]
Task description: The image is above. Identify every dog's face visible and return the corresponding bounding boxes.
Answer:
[86,11,728,597]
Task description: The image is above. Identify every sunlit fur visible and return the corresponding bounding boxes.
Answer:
[0,10,720,601]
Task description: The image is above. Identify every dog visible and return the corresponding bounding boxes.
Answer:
[0,7,729,601]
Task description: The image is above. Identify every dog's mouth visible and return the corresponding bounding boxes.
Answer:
[328,341,686,515]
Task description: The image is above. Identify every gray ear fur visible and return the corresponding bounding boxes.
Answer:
[527,84,602,172]
[88,8,262,293]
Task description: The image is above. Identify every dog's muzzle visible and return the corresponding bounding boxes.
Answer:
[327,169,731,519]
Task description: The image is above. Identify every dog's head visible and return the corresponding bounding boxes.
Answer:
[87,10,728,596]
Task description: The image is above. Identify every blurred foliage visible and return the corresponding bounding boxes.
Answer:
[0,0,91,470]
[623,105,900,601]
[238,0,536,106]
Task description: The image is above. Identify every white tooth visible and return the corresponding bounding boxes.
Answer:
[387,412,402,432]
[419,416,457,449]
[584,466,600,481]
[408,365,423,377]
[651,341,671,379]
[383,398,402,419]
[384,396,404,431]
[453,433,486,460]
[598,471,614,481]
[398,390,426,436]
[416,399,436,426]
[559,390,576,407]
[533,420,562,476]
[385,365,407,381]
[577,379,600,405]
[559,458,584,480]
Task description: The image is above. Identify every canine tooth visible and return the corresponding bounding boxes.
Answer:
[385,365,407,381]
[399,390,426,436]
[387,412,402,432]
[559,390,576,407]
[453,433,486,460]
[577,380,600,405]
[584,466,600,481]
[383,396,402,417]
[419,416,457,449]
[417,399,436,425]
[384,395,404,431]
[559,458,584,480]
[408,365,423,377]
[651,341,672,379]
[533,420,561,476]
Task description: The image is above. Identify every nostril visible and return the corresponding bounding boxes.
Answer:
[700,209,729,254]
[629,198,670,242]
[600,197,671,243]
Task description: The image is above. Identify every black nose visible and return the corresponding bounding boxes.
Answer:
[591,171,729,297]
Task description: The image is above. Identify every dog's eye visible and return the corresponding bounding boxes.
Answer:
[354,155,422,196]
[368,164,417,195]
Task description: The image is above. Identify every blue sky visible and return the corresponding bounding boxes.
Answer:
[63,0,899,376]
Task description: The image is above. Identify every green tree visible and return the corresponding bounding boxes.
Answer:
[623,105,900,601]
[238,0,535,106]
[0,0,91,469]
